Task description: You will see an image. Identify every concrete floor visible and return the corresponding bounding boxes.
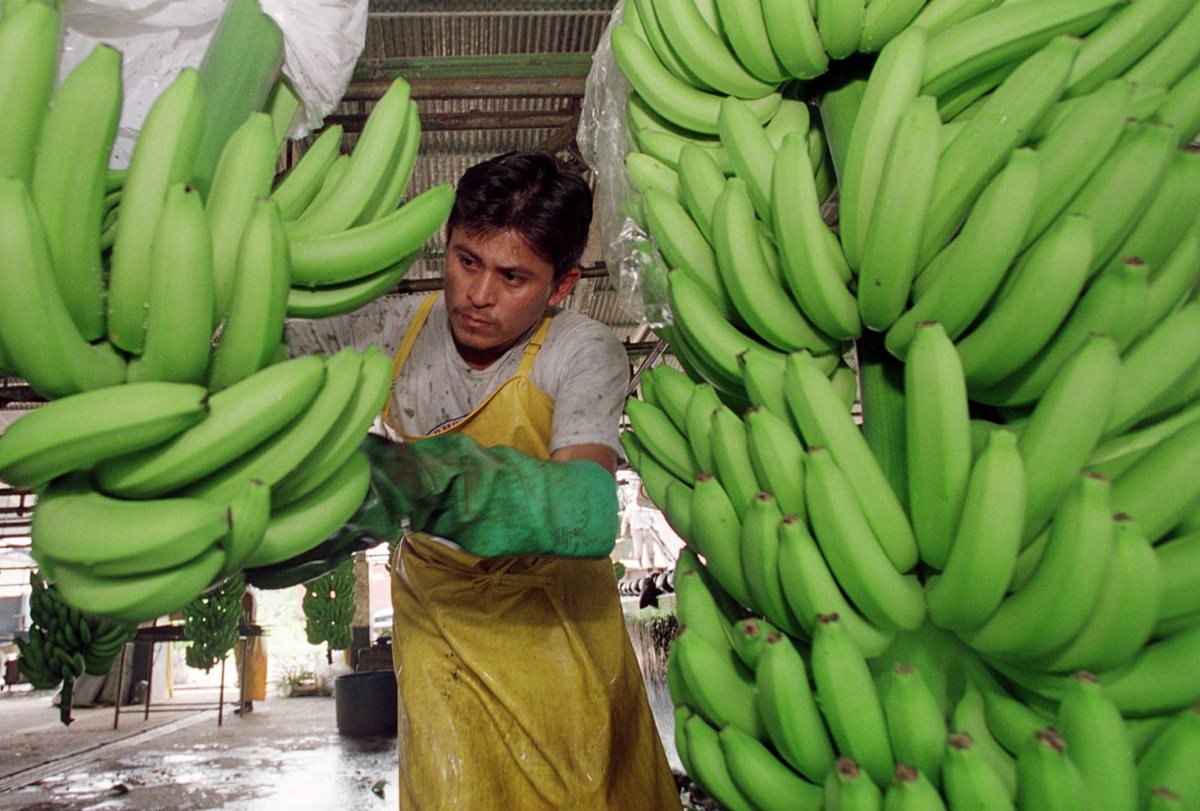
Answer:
[0,686,399,810]
[0,595,699,810]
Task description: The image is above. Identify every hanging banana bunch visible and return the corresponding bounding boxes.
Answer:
[182,573,246,672]
[302,556,356,655]
[16,571,136,725]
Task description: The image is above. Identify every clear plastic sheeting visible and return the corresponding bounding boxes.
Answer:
[57,0,369,167]
[577,0,671,329]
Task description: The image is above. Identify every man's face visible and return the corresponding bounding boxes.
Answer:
[443,227,579,369]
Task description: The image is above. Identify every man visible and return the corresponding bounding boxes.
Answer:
[286,151,680,809]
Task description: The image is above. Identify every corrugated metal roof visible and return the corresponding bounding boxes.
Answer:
[346,1,646,337]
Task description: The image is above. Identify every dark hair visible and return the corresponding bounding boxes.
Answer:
[447,151,593,280]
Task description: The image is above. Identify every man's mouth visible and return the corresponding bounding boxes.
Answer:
[454,310,494,330]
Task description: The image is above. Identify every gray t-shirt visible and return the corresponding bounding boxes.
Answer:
[284,294,629,456]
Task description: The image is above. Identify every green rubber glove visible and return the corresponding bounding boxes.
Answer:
[357,432,619,559]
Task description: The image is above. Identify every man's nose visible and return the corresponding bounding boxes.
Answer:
[466,269,498,307]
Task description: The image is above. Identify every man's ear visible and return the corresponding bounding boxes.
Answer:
[547,266,582,308]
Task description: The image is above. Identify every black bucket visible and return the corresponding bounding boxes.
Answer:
[334,671,398,737]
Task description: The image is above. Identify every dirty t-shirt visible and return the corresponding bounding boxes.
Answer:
[284,294,629,456]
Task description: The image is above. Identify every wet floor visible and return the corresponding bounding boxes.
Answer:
[0,595,690,810]
[0,693,400,810]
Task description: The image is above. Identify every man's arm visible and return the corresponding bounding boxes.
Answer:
[552,443,617,475]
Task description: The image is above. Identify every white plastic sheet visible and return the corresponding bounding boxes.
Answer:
[57,0,368,167]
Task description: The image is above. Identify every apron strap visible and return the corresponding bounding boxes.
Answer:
[516,311,554,378]
[381,292,441,425]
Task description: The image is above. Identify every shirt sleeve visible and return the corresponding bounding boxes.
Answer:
[540,314,630,458]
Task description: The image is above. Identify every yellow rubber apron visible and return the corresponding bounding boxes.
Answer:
[385,293,679,810]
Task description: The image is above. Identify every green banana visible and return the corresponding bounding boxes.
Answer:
[1058,120,1178,278]
[754,630,835,783]
[358,97,422,224]
[125,183,214,385]
[682,382,722,473]
[1022,79,1133,248]
[1097,624,1200,715]
[856,95,941,332]
[959,472,1116,664]
[920,0,1119,98]
[1015,333,1121,542]
[739,492,798,634]
[287,78,412,237]
[814,0,863,60]
[29,42,121,342]
[804,446,925,632]
[1063,0,1196,97]
[860,0,927,53]
[242,449,372,568]
[1123,0,1200,88]
[647,0,777,98]
[777,514,895,657]
[744,405,806,520]
[95,354,327,498]
[838,26,927,272]
[771,132,860,341]
[205,111,279,324]
[625,0,708,90]
[289,183,454,286]
[53,546,226,625]
[713,0,788,83]
[673,548,740,652]
[0,381,208,490]
[785,350,918,573]
[1055,672,1139,810]
[187,348,364,505]
[811,613,896,786]
[107,68,206,354]
[0,176,127,398]
[1014,728,1085,811]
[717,95,775,225]
[975,258,1147,408]
[904,321,972,570]
[825,756,886,811]
[32,474,230,577]
[666,268,785,398]
[626,151,681,201]
[954,213,1094,390]
[882,662,948,787]
[858,333,908,511]
[887,148,1039,358]
[941,733,1015,811]
[217,478,272,579]
[642,185,736,324]
[1155,528,1200,630]
[883,765,945,810]
[918,35,1080,269]
[718,723,824,811]
[610,23,781,136]
[908,0,1003,37]
[0,0,58,185]
[760,0,828,80]
[1042,514,1160,674]
[1111,418,1200,544]
[642,364,696,435]
[624,397,698,484]
[688,472,754,609]
[708,403,759,520]
[1106,301,1200,437]
[681,712,756,811]
[285,252,418,319]
[672,626,766,742]
[271,124,345,220]
[1137,706,1200,808]
[924,430,1025,631]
